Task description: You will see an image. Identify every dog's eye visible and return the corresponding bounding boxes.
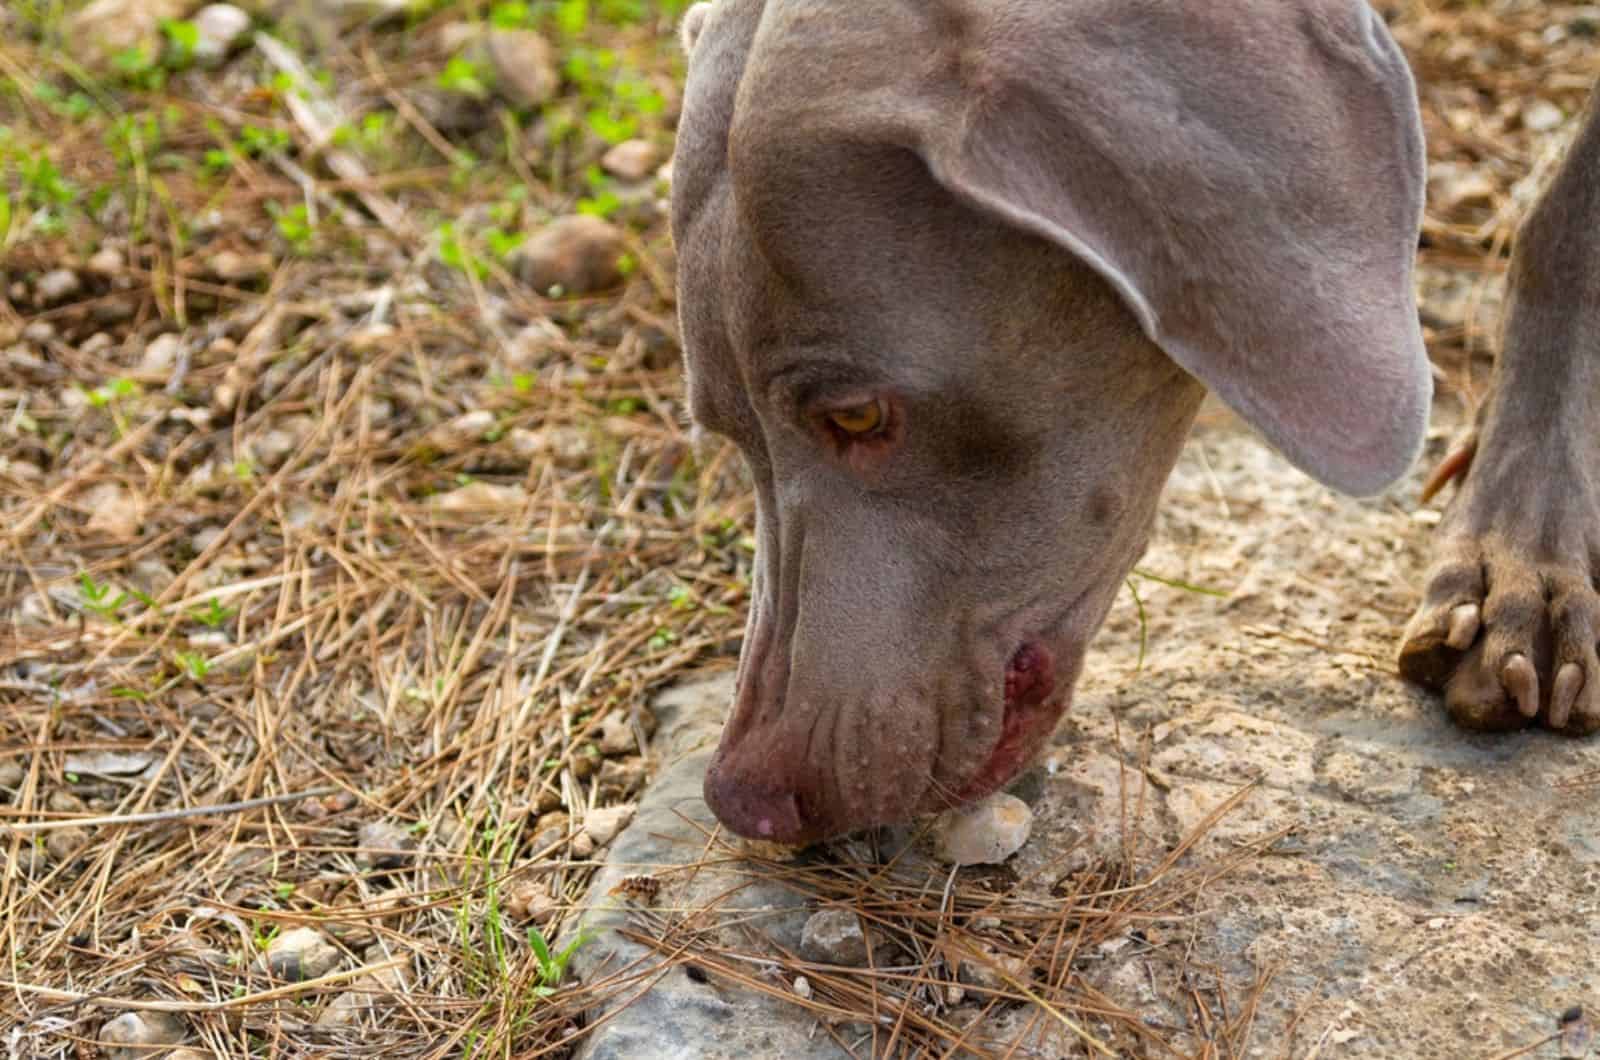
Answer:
[824,400,887,437]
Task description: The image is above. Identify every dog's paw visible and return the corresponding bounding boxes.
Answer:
[1401,537,1600,734]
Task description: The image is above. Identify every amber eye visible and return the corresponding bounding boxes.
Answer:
[824,400,887,437]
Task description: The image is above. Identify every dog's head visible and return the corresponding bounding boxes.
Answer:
[673,0,1428,843]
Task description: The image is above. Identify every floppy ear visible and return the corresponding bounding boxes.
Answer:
[909,1,1430,496]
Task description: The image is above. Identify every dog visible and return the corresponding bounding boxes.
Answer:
[668,0,1600,845]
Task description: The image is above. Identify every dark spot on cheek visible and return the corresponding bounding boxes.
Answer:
[932,397,1033,480]
[1087,486,1121,527]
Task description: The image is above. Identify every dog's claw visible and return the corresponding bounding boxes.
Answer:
[1551,663,1584,731]
[1446,603,1480,650]
[1501,653,1540,719]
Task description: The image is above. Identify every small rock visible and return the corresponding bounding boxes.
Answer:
[315,991,365,1027]
[502,320,561,372]
[601,139,662,183]
[82,482,145,540]
[140,332,184,374]
[510,215,627,297]
[597,758,646,796]
[503,880,560,924]
[22,321,56,345]
[426,409,496,452]
[356,821,417,870]
[80,332,116,355]
[582,804,636,847]
[0,843,47,877]
[191,3,251,65]
[485,28,558,108]
[597,714,637,756]
[933,792,1033,866]
[1429,162,1496,212]
[35,268,82,304]
[188,208,224,238]
[98,1012,188,1059]
[165,1050,214,1060]
[438,20,482,53]
[265,926,343,981]
[45,826,87,864]
[1,456,42,483]
[92,297,135,325]
[347,323,396,353]
[208,249,272,284]
[530,812,569,852]
[571,831,596,858]
[430,481,529,513]
[509,426,591,466]
[1524,99,1565,133]
[957,944,1033,993]
[315,949,409,1026]
[792,975,813,1000]
[0,759,23,791]
[69,0,196,68]
[249,428,296,468]
[87,247,126,277]
[190,525,228,553]
[361,396,394,427]
[414,86,489,136]
[606,180,664,227]
[187,630,230,651]
[801,909,875,966]
[211,363,249,414]
[65,750,156,777]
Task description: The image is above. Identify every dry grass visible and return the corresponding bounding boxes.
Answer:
[1,0,1595,1056]
[592,781,1281,1059]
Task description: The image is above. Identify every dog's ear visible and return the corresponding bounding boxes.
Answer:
[681,2,713,54]
[907,2,1429,496]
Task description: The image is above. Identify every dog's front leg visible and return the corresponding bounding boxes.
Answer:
[1401,84,1600,733]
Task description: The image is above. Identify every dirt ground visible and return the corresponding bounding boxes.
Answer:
[1063,397,1600,1057]
[3,1,1600,1058]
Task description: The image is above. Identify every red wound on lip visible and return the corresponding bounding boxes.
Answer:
[1004,642,1055,707]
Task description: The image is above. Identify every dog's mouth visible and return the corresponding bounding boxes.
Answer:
[953,641,1069,803]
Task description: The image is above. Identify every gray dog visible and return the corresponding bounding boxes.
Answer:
[670,0,1600,844]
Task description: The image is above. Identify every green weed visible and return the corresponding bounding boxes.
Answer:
[174,650,213,682]
[76,572,131,623]
[190,597,237,629]
[268,200,315,254]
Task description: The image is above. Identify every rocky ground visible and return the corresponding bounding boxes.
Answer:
[566,397,1600,1059]
[3,1,1599,1058]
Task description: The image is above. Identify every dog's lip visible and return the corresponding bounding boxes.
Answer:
[916,580,1107,816]
[951,690,1071,804]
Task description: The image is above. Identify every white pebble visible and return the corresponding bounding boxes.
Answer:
[934,792,1033,866]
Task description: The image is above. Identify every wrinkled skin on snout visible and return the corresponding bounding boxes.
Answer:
[672,0,1429,844]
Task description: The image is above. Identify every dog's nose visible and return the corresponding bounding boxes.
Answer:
[702,765,808,842]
